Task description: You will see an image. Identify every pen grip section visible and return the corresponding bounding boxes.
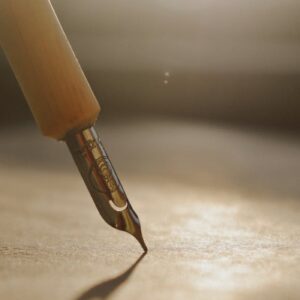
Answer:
[0,0,100,139]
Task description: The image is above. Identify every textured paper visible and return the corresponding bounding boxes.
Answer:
[0,120,299,300]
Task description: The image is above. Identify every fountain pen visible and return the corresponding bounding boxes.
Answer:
[0,0,147,251]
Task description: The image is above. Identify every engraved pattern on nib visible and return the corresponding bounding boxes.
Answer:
[95,156,118,193]
[83,138,128,212]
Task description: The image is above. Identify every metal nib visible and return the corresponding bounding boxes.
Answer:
[65,126,147,252]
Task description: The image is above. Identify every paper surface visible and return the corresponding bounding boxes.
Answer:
[0,120,299,300]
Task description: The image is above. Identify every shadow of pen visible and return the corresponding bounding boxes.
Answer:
[76,252,146,300]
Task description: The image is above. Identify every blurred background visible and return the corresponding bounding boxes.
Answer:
[1,2,300,300]
[0,0,299,131]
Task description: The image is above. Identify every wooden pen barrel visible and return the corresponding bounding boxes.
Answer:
[0,0,100,140]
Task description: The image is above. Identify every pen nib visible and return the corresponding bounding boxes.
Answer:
[133,228,148,252]
[65,126,147,251]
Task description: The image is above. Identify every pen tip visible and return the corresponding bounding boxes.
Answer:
[139,238,148,253]
[132,229,148,252]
